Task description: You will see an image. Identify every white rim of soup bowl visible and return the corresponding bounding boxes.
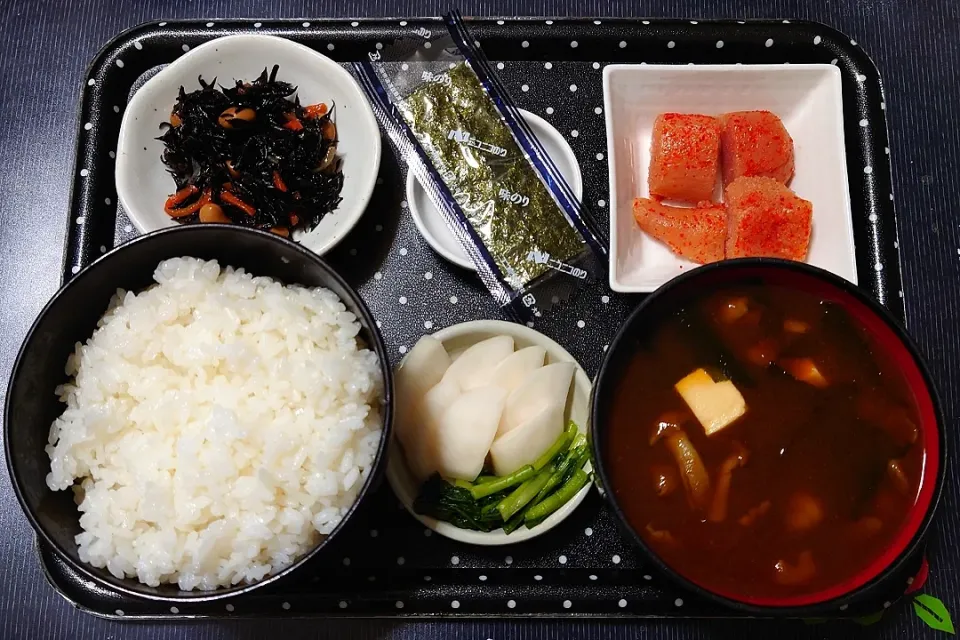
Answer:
[385,320,593,546]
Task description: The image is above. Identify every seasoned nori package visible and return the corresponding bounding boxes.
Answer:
[355,12,606,321]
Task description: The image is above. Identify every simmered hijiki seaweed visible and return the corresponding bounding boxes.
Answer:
[158,65,343,236]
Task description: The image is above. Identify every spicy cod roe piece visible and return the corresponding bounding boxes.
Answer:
[719,110,795,186]
[649,113,722,203]
[724,176,813,261]
[632,197,726,264]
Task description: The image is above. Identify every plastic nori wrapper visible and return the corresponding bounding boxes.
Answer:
[355,12,606,321]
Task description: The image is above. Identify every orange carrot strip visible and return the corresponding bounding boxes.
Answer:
[164,186,201,217]
[221,191,256,216]
[303,103,328,119]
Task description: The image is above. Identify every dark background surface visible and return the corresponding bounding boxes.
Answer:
[1,0,958,638]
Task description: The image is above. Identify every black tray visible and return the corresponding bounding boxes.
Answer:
[50,17,914,620]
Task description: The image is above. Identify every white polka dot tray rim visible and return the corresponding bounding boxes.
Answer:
[52,17,912,619]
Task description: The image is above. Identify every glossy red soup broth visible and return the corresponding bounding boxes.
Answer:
[605,277,937,606]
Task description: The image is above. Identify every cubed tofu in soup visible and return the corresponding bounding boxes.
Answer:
[719,110,795,186]
[649,113,721,203]
[674,368,747,436]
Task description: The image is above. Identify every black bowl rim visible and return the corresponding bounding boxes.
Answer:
[589,257,947,616]
[4,224,394,603]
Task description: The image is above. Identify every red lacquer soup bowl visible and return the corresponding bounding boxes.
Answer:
[590,258,945,616]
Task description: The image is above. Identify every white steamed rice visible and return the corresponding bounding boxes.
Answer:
[45,257,383,590]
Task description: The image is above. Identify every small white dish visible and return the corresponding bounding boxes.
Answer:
[386,320,593,546]
[116,34,381,256]
[603,64,857,292]
[406,109,584,271]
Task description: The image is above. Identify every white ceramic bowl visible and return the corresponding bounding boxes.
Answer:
[116,34,381,256]
[603,63,857,292]
[405,109,583,271]
[386,320,593,545]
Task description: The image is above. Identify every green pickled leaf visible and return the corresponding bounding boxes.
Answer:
[913,594,956,635]
[854,611,884,626]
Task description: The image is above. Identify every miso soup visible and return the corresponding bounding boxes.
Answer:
[606,284,929,602]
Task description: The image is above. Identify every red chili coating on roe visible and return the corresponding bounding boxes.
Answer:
[724,176,812,260]
[719,111,795,187]
[649,113,721,203]
[633,197,726,264]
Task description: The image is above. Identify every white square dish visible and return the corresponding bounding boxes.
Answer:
[603,64,857,293]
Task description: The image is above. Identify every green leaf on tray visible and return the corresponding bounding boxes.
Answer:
[913,594,956,635]
[853,611,884,626]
